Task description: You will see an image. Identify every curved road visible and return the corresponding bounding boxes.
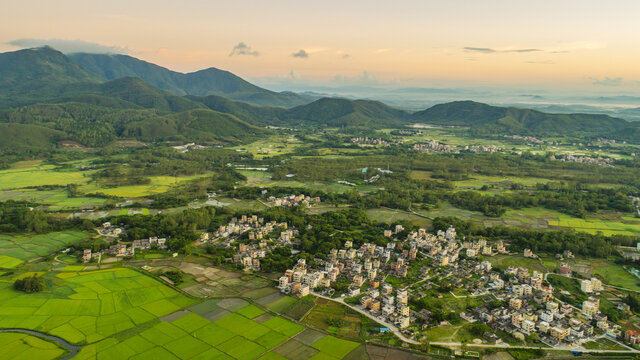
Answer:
[310,291,421,345]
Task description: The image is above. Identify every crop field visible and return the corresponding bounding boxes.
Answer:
[0,268,196,345]
[302,298,366,339]
[365,208,429,227]
[0,189,107,210]
[230,135,303,159]
[0,332,67,359]
[82,174,212,198]
[548,213,640,236]
[0,162,93,191]
[0,230,89,268]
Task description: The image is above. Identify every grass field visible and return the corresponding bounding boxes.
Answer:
[302,298,366,339]
[0,332,67,359]
[0,230,89,267]
[0,162,93,191]
[82,174,212,198]
[0,188,107,210]
[593,263,640,292]
[230,135,303,159]
[487,255,549,274]
[365,208,430,227]
[548,212,640,236]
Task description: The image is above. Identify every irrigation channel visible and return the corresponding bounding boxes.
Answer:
[0,328,80,359]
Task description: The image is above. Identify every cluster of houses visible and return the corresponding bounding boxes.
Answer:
[350,137,399,147]
[206,215,287,245]
[171,143,206,153]
[464,145,501,153]
[412,140,453,153]
[98,222,122,238]
[468,262,623,347]
[198,214,295,271]
[267,194,321,208]
[278,235,416,330]
[549,154,614,167]
[504,135,545,145]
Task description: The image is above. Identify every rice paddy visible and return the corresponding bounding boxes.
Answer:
[0,332,67,360]
[0,263,362,359]
[0,230,89,268]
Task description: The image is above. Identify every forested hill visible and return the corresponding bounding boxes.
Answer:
[412,100,629,136]
[69,52,314,107]
[190,95,410,128]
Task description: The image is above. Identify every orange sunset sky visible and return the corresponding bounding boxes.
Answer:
[2,0,639,90]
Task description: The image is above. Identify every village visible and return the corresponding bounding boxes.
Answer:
[87,214,638,352]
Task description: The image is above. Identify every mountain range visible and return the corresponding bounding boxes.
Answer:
[0,46,638,154]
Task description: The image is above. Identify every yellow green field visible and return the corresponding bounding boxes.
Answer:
[0,162,92,191]
[81,174,212,198]
[548,213,640,236]
[230,135,303,159]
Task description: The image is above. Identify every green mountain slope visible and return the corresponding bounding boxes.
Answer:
[283,98,409,128]
[69,53,314,107]
[412,101,628,136]
[0,47,100,108]
[0,102,261,146]
[0,123,64,155]
[187,94,284,126]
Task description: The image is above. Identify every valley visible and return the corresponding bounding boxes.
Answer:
[1,46,640,360]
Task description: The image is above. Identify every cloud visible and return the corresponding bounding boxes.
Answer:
[464,47,542,54]
[372,48,391,54]
[526,60,556,65]
[464,47,496,53]
[7,38,127,54]
[342,54,350,59]
[291,49,309,58]
[508,48,542,53]
[229,42,259,56]
[591,77,623,86]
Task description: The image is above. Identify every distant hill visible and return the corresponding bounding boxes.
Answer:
[0,123,64,155]
[0,47,100,108]
[412,100,629,136]
[191,96,409,128]
[188,94,284,126]
[283,98,409,128]
[69,53,314,107]
[0,102,263,147]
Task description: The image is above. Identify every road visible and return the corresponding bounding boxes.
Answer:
[309,291,421,345]
[429,341,638,353]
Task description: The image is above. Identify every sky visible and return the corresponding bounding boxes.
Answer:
[2,0,640,92]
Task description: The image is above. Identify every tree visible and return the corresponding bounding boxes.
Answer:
[14,275,44,293]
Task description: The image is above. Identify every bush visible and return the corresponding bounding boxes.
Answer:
[162,270,184,285]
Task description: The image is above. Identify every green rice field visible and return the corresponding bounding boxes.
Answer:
[0,230,89,268]
[0,267,361,359]
[0,332,67,359]
[0,161,93,191]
